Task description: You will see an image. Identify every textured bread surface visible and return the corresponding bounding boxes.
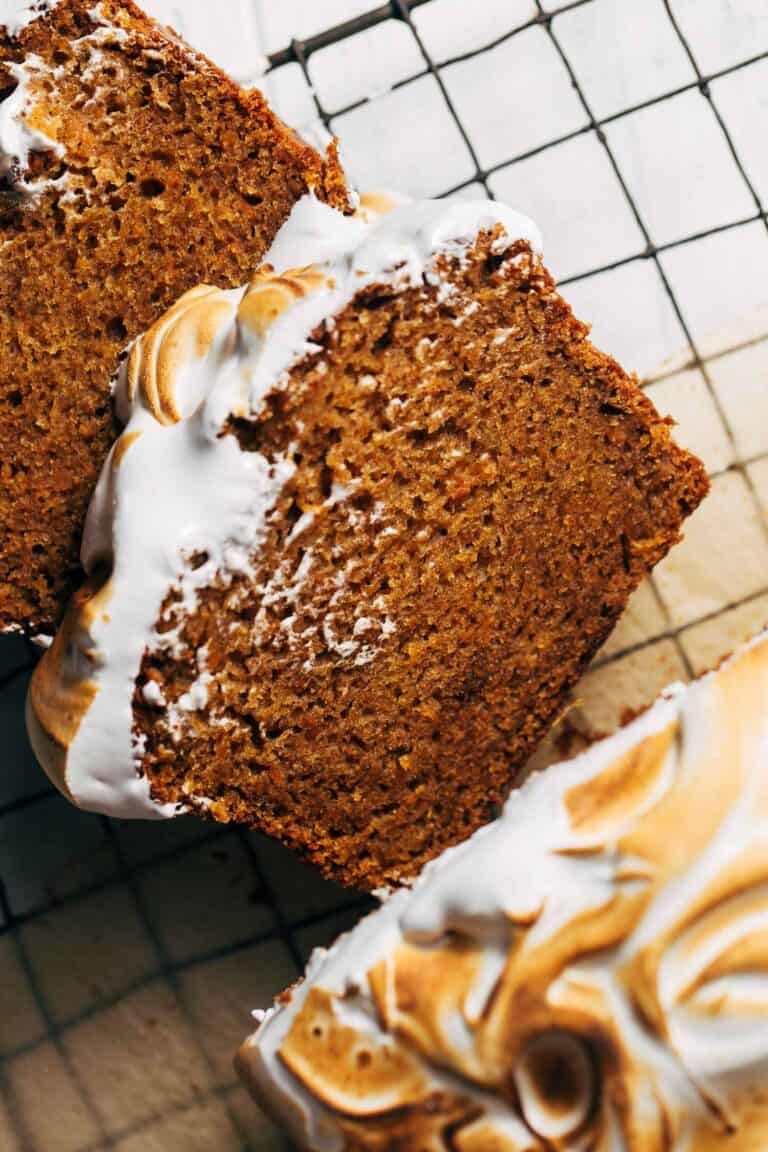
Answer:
[0,0,348,632]
[134,237,708,890]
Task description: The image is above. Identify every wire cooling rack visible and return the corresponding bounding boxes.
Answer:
[2,2,768,1149]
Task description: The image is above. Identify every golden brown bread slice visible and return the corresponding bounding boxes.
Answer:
[27,193,708,889]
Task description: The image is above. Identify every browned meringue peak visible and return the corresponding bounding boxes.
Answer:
[239,630,768,1152]
[126,285,235,427]
[237,264,335,340]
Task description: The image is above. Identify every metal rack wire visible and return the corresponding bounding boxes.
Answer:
[1,2,768,1149]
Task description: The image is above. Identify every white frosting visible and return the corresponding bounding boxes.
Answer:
[0,0,59,37]
[239,629,768,1151]
[0,54,64,191]
[28,193,541,819]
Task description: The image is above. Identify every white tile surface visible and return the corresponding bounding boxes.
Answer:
[491,131,644,280]
[556,0,696,119]
[441,26,587,170]
[262,62,317,133]
[660,222,768,358]
[598,580,668,660]
[653,470,768,627]
[645,368,734,475]
[574,639,689,736]
[669,0,768,75]
[562,260,687,377]
[681,590,768,674]
[712,58,768,205]
[331,74,476,195]
[749,455,768,519]
[708,340,768,461]
[309,19,423,112]
[412,0,536,62]
[605,90,755,245]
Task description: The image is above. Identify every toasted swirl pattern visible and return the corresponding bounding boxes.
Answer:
[237,264,333,338]
[239,633,768,1151]
[126,285,235,426]
[126,266,336,427]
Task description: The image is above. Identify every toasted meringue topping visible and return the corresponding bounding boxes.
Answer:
[126,286,235,426]
[238,630,768,1152]
[27,192,541,819]
[513,1031,596,1142]
[238,265,335,339]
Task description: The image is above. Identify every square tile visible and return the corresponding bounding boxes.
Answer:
[653,470,768,627]
[180,939,298,1087]
[491,132,644,280]
[137,834,275,964]
[680,592,768,676]
[63,981,212,1136]
[0,799,119,918]
[441,27,587,171]
[556,0,695,119]
[21,884,156,1028]
[712,58,768,205]
[661,223,768,358]
[748,455,768,518]
[330,74,476,196]
[412,0,536,62]
[598,580,669,661]
[309,20,423,114]
[645,368,733,474]
[0,668,50,809]
[226,1083,290,1152]
[263,62,318,135]
[6,1042,101,1152]
[113,1096,241,1152]
[251,833,349,926]
[668,0,768,75]
[708,340,768,461]
[0,936,46,1057]
[605,91,755,245]
[562,260,687,377]
[571,639,689,736]
[294,903,372,965]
